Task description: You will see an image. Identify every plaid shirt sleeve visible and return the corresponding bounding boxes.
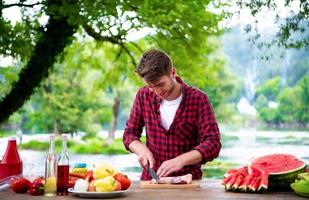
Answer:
[123,89,145,152]
[193,93,221,164]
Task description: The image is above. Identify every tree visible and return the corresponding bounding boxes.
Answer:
[0,0,227,124]
[20,41,114,135]
[236,0,309,49]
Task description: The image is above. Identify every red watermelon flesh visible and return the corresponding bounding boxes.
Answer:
[224,166,248,178]
[222,174,234,185]
[251,154,306,174]
[224,169,238,178]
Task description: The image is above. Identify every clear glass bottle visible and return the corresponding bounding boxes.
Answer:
[44,134,57,196]
[57,134,70,195]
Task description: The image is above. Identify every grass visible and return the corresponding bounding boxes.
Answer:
[203,160,238,179]
[0,131,14,137]
[255,136,272,142]
[21,136,147,154]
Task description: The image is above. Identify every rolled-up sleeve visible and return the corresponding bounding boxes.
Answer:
[123,90,145,152]
[193,94,221,164]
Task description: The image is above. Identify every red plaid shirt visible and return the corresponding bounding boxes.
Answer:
[123,77,221,180]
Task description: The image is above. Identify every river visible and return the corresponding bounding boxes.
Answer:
[0,129,308,180]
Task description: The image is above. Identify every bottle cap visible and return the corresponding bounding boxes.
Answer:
[61,134,68,140]
[49,134,55,140]
[74,163,87,168]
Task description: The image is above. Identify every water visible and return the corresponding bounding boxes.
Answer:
[1,130,308,180]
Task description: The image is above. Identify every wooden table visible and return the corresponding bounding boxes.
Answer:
[0,179,304,200]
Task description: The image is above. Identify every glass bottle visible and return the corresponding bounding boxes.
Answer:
[57,134,70,195]
[44,134,57,196]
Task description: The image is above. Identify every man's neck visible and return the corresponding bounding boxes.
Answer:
[166,81,182,101]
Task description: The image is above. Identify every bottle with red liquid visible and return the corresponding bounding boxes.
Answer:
[0,137,23,180]
[57,134,69,195]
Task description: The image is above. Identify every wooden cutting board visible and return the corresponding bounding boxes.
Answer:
[140,181,200,189]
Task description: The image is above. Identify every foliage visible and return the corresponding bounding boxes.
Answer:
[0,0,228,125]
[0,1,78,123]
[255,76,281,101]
[256,75,309,126]
[20,137,147,155]
[236,0,309,49]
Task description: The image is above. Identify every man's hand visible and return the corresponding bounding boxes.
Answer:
[157,150,203,178]
[137,152,154,169]
[128,140,155,169]
[156,157,184,178]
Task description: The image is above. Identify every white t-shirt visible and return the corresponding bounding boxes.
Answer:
[159,94,183,130]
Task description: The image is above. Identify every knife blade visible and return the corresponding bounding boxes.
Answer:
[148,167,159,182]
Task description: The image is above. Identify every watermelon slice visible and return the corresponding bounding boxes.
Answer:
[248,177,261,192]
[251,154,306,190]
[222,174,234,185]
[225,174,239,191]
[231,174,244,191]
[238,174,254,192]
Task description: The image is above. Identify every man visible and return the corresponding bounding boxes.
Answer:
[123,49,221,180]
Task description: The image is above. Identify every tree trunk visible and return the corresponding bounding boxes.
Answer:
[0,1,77,124]
[54,119,62,135]
[106,96,120,145]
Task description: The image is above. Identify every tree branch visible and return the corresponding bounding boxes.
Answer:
[120,43,137,66]
[83,24,137,66]
[0,2,77,124]
[1,2,41,10]
[83,24,119,44]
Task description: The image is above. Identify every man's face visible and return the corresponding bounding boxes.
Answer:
[145,74,176,100]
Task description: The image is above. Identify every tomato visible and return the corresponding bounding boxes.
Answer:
[32,177,44,185]
[85,170,94,182]
[113,173,131,190]
[29,181,44,196]
[11,178,31,193]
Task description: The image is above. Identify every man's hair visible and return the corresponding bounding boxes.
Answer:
[135,49,173,82]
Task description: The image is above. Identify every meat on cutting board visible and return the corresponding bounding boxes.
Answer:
[151,174,192,184]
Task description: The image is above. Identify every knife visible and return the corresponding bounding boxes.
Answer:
[148,167,159,182]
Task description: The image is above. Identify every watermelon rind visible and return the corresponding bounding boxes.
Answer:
[269,166,306,190]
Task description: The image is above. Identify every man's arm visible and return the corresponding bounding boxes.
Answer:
[123,89,155,169]
[193,94,221,164]
[123,90,144,150]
